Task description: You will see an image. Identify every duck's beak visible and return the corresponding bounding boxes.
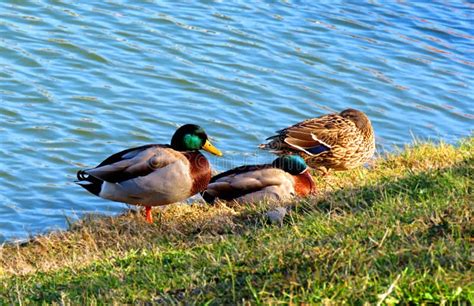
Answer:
[203,140,223,156]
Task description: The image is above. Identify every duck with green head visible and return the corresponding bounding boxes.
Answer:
[202,155,316,204]
[76,124,222,223]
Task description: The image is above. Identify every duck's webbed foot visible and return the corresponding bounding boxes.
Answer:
[145,206,153,223]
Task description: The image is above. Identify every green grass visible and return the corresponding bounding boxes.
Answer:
[0,138,472,304]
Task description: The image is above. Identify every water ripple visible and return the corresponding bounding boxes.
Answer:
[0,0,472,242]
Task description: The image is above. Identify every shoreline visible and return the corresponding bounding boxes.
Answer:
[0,137,472,303]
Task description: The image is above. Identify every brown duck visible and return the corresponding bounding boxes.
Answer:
[259,108,375,173]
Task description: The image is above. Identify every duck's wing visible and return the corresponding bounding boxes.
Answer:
[203,167,292,203]
[201,164,267,203]
[263,114,358,156]
[209,164,268,183]
[96,144,161,167]
[78,144,176,183]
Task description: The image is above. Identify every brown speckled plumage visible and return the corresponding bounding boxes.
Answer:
[260,109,375,172]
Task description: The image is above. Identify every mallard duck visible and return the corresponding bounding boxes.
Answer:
[76,124,222,223]
[259,108,375,173]
[202,155,316,204]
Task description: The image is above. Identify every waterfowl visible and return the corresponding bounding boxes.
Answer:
[259,108,375,173]
[202,155,316,205]
[76,124,222,223]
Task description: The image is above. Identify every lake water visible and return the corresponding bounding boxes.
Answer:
[0,1,473,243]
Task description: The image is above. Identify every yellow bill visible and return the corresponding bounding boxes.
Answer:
[202,139,223,156]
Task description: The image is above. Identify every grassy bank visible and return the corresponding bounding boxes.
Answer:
[0,138,472,304]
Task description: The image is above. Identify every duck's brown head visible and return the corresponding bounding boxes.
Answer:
[340,109,373,136]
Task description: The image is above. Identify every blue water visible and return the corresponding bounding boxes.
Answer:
[0,1,472,242]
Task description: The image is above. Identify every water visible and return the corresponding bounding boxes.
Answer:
[0,1,472,242]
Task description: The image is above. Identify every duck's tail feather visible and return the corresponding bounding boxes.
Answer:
[76,169,89,181]
[76,169,103,197]
[258,142,287,154]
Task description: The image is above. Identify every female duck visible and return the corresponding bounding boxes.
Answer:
[76,124,222,223]
[260,108,375,173]
[202,155,316,204]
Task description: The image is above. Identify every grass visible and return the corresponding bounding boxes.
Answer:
[0,138,472,304]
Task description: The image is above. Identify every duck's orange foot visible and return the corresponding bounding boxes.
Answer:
[145,206,153,223]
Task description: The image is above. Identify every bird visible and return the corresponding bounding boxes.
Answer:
[259,108,375,174]
[76,124,223,223]
[202,155,316,205]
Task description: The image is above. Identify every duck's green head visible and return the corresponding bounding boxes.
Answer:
[272,155,308,175]
[171,124,223,156]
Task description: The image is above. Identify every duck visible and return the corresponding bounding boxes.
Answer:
[259,108,375,174]
[202,155,316,205]
[76,124,222,223]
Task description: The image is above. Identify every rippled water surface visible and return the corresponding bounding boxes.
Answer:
[1,1,473,242]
